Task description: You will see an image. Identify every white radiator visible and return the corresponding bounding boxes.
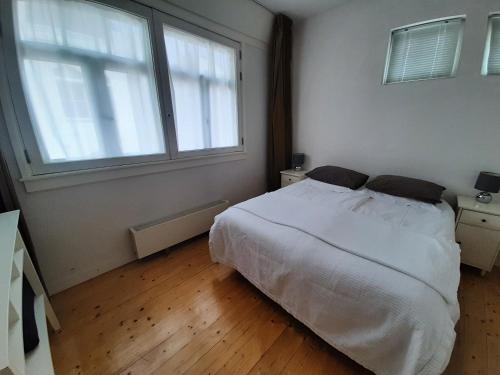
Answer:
[130,200,230,259]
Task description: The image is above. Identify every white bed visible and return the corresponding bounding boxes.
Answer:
[209,178,460,375]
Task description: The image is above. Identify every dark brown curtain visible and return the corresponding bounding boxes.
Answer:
[0,148,46,290]
[267,14,293,191]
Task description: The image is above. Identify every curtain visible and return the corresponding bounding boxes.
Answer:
[163,25,239,152]
[14,0,165,163]
[267,14,293,191]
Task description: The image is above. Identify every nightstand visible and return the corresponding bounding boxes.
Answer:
[280,169,308,187]
[455,196,500,276]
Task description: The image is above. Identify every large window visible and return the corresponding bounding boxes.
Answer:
[383,17,465,84]
[482,14,500,76]
[4,0,242,175]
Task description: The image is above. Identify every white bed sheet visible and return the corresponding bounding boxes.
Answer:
[209,179,460,375]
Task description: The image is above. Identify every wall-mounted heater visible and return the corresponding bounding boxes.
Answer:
[130,200,229,259]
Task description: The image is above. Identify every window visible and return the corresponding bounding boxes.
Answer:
[163,25,240,153]
[12,0,166,171]
[383,17,465,84]
[4,0,242,175]
[482,14,500,75]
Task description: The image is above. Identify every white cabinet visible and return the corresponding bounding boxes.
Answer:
[280,169,308,188]
[456,196,500,275]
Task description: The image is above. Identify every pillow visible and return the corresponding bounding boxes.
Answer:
[365,175,445,204]
[22,276,39,353]
[305,166,369,189]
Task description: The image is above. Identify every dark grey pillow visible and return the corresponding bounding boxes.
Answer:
[305,166,369,189]
[366,175,445,204]
[22,276,39,353]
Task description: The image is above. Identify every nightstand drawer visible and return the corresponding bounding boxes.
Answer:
[456,223,500,271]
[459,210,500,231]
[281,174,301,187]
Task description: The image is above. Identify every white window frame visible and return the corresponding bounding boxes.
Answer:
[0,0,245,180]
[153,11,244,159]
[382,15,466,85]
[481,13,500,76]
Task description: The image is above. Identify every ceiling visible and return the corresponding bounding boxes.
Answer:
[255,0,348,19]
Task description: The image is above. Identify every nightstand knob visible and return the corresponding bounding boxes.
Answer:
[481,219,487,223]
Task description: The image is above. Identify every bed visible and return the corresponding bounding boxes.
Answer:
[209,178,460,375]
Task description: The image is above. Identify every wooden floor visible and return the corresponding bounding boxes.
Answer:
[49,235,500,375]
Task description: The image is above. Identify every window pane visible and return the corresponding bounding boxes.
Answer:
[483,16,500,75]
[385,18,464,84]
[163,25,239,152]
[22,60,103,161]
[14,0,165,163]
[105,70,165,156]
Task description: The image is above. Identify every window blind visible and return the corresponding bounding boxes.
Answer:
[482,15,500,75]
[384,18,464,84]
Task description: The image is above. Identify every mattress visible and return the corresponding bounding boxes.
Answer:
[209,178,460,375]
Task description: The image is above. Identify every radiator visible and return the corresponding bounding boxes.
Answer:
[130,200,230,259]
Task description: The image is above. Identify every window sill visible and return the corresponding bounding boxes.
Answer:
[20,152,247,192]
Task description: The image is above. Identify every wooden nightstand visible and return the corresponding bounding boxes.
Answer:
[455,196,500,275]
[280,169,308,187]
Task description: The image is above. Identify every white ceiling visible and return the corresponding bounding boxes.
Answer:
[255,0,348,19]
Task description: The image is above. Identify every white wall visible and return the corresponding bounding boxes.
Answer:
[0,0,273,294]
[293,0,500,202]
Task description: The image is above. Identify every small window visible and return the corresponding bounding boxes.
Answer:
[482,14,500,75]
[383,17,465,84]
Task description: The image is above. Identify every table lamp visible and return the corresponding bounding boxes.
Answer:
[292,153,305,171]
[474,171,500,204]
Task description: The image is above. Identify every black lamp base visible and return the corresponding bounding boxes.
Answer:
[476,191,492,204]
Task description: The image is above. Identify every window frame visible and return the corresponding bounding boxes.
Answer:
[382,15,466,85]
[153,10,244,159]
[481,13,500,76]
[3,0,175,175]
[1,0,244,177]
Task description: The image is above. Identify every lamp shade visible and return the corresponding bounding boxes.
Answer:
[292,153,305,167]
[475,171,500,193]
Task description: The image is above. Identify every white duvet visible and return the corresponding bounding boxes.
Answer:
[209,179,460,375]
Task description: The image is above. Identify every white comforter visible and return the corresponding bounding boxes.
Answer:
[209,179,460,375]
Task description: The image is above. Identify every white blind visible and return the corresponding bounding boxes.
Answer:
[385,18,464,84]
[483,15,500,75]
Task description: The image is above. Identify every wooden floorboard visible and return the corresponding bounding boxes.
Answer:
[49,235,500,374]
